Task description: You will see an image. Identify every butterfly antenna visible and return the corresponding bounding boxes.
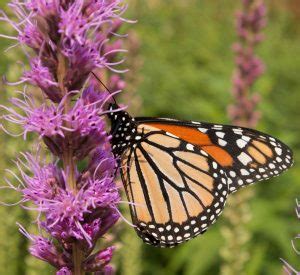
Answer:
[91,72,117,104]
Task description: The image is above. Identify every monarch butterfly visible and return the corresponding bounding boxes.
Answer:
[108,104,293,247]
[107,103,293,248]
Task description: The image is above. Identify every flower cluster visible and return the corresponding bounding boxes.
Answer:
[228,0,267,127]
[0,0,130,273]
[16,151,119,248]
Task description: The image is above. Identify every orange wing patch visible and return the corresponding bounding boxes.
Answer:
[201,146,233,167]
[144,123,233,167]
[252,140,273,158]
[144,123,211,145]
[247,145,267,165]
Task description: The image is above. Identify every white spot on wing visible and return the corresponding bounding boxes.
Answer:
[237,139,248,148]
[166,132,178,138]
[201,150,208,156]
[241,136,251,142]
[229,171,236,177]
[276,157,282,163]
[198,128,208,133]
[216,132,225,138]
[159,118,177,121]
[269,163,275,169]
[218,139,227,147]
[238,152,252,165]
[275,147,282,155]
[240,169,250,176]
[233,128,243,134]
[186,144,194,151]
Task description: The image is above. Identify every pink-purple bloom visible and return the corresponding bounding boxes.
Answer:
[22,58,62,102]
[83,246,115,272]
[14,150,119,250]
[0,0,130,273]
[57,267,73,275]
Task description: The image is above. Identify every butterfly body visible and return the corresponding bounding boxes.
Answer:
[108,104,293,247]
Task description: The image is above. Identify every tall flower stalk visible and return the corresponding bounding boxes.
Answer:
[228,0,266,127]
[281,199,300,274]
[0,0,130,274]
[221,1,266,274]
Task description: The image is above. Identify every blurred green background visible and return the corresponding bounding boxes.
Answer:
[0,0,299,274]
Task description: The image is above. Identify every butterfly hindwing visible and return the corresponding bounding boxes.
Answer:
[120,124,229,247]
[136,118,293,193]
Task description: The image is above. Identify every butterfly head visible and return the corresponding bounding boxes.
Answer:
[107,103,137,156]
[107,103,121,118]
[107,103,132,123]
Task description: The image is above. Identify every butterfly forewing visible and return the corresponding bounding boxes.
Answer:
[120,124,229,247]
[137,118,293,194]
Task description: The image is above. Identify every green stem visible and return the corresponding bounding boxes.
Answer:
[73,244,84,275]
[57,52,84,275]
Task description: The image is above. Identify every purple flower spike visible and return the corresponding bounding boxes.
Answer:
[19,224,70,269]
[83,246,115,272]
[25,104,64,138]
[228,0,266,127]
[18,153,65,203]
[64,95,108,159]
[1,93,65,140]
[88,148,116,178]
[23,58,62,102]
[58,0,128,90]
[19,24,44,49]
[1,0,131,272]
[26,0,60,18]
[29,236,67,268]
[82,84,109,106]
